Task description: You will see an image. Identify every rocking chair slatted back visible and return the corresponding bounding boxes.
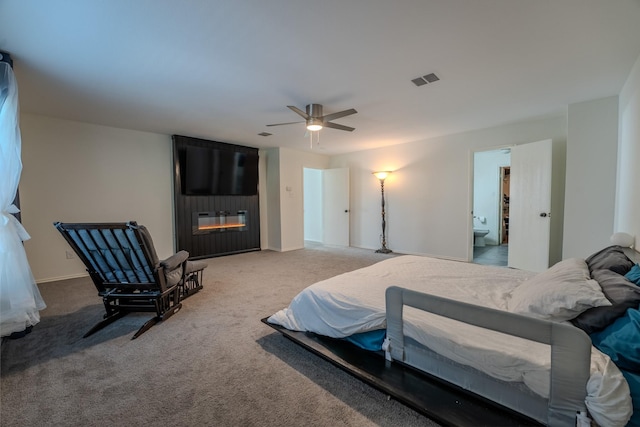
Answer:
[55,222,164,291]
[53,221,189,339]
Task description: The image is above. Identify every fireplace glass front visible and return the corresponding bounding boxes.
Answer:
[193,210,247,235]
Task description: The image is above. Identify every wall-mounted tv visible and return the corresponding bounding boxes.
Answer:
[179,144,258,196]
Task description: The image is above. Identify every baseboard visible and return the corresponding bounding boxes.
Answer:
[349,245,467,263]
[37,272,89,284]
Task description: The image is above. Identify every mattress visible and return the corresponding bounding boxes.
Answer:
[268,255,632,426]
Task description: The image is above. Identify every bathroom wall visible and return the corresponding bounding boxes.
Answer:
[473,149,511,246]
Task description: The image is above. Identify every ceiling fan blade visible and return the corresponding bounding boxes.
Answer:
[323,122,355,132]
[287,105,309,119]
[322,108,357,122]
[266,121,304,127]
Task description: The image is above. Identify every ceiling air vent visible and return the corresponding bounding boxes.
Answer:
[411,72,440,87]
[411,77,428,87]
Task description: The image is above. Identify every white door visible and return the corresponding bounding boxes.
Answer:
[508,139,552,272]
[322,168,350,246]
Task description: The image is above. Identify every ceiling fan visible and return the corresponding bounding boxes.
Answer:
[267,104,357,132]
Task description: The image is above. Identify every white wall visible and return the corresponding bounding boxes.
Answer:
[265,148,282,251]
[20,114,174,282]
[20,114,272,282]
[563,96,619,258]
[473,149,511,246]
[258,149,269,250]
[330,116,567,261]
[616,53,640,244]
[264,147,329,251]
[20,85,633,281]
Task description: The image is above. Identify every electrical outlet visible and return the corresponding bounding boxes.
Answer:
[65,250,75,259]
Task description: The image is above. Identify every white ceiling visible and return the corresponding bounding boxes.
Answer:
[2,0,640,155]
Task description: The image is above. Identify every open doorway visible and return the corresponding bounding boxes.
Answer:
[303,168,323,245]
[472,149,510,266]
[500,167,510,245]
[303,167,350,247]
[472,140,555,271]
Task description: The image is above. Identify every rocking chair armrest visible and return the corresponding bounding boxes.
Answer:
[160,250,190,272]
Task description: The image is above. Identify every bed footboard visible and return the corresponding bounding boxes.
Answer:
[385,286,592,427]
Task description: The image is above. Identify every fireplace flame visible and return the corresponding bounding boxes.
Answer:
[199,223,245,230]
[193,210,248,235]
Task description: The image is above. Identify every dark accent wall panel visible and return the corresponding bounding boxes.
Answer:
[172,135,260,259]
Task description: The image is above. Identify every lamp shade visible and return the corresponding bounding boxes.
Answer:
[610,232,635,248]
[373,171,391,181]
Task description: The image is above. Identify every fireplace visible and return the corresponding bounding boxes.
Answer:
[193,210,248,235]
[173,136,260,258]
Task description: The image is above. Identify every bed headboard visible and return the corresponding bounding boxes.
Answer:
[611,232,638,263]
[623,247,640,263]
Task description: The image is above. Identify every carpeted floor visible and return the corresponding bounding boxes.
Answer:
[0,245,440,427]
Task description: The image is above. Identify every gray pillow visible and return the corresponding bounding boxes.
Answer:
[571,269,640,334]
[585,245,634,275]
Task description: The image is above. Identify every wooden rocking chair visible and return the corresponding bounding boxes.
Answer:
[54,221,206,339]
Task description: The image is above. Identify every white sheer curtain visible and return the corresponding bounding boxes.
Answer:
[0,60,46,337]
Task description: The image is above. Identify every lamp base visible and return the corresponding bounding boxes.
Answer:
[375,247,393,254]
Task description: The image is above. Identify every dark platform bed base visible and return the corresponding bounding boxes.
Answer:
[261,318,541,427]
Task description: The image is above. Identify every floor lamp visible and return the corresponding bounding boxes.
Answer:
[373,171,392,254]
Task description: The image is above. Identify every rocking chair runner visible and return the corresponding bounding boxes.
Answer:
[54,221,206,339]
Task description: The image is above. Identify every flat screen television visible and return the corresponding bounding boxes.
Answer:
[180,145,258,196]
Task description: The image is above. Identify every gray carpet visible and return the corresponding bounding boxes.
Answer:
[1,245,440,427]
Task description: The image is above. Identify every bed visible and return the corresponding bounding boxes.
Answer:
[267,245,640,426]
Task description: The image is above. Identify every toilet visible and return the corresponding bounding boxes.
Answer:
[473,229,490,247]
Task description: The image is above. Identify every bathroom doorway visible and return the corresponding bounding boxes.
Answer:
[472,148,510,266]
[472,140,556,271]
[500,167,510,245]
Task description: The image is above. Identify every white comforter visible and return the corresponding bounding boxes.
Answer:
[268,255,632,427]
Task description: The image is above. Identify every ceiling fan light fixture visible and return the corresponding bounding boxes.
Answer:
[267,104,356,134]
[306,118,323,131]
